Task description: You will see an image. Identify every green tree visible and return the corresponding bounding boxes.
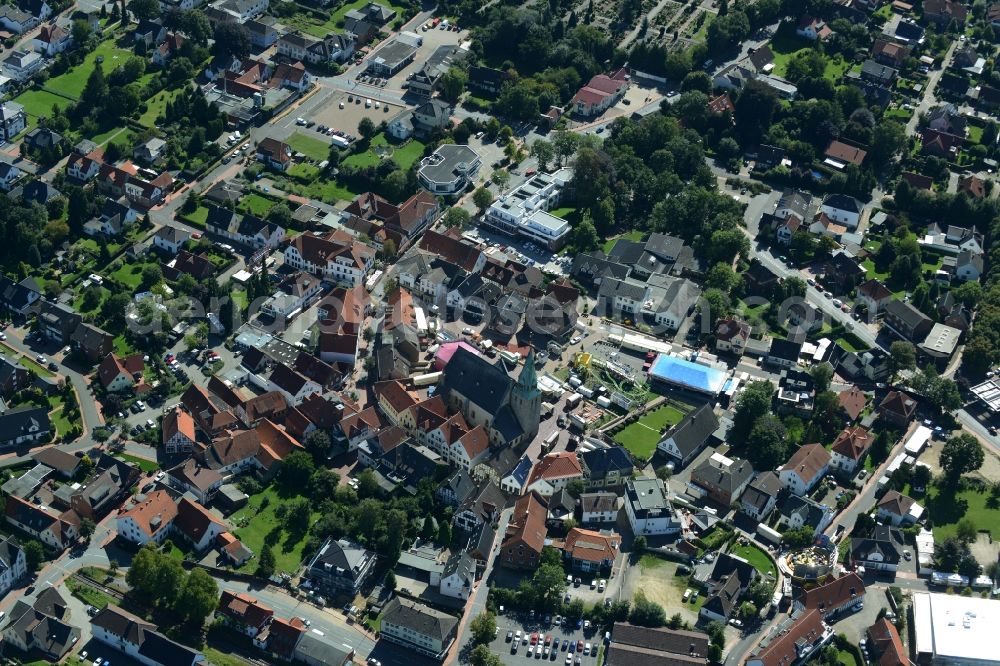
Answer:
[889,341,916,378]
[493,168,511,192]
[279,450,316,489]
[177,568,219,624]
[470,644,504,666]
[438,67,467,104]
[940,434,985,484]
[24,540,45,572]
[437,520,452,546]
[303,430,331,463]
[782,527,816,548]
[732,380,773,441]
[530,139,555,171]
[81,63,108,108]
[629,591,666,627]
[211,22,251,58]
[358,117,377,140]
[442,207,472,228]
[473,187,493,211]
[140,264,162,289]
[126,544,159,594]
[256,545,276,578]
[956,518,978,543]
[531,563,566,610]
[811,362,834,392]
[633,535,647,553]
[155,557,186,607]
[79,517,96,539]
[571,216,599,252]
[470,611,497,644]
[129,0,160,20]
[746,415,788,470]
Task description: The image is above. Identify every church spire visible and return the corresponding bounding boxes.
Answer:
[516,348,539,395]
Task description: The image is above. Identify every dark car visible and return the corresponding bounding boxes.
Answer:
[47,361,58,371]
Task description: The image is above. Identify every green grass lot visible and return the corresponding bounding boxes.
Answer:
[884,108,912,122]
[113,452,159,473]
[296,177,361,204]
[287,131,332,161]
[926,485,1000,541]
[113,335,134,357]
[67,578,111,610]
[204,648,250,666]
[836,333,869,352]
[92,126,135,148]
[602,230,644,253]
[613,403,688,458]
[49,40,140,100]
[181,205,210,228]
[284,0,408,37]
[139,88,184,128]
[967,124,984,144]
[109,261,151,289]
[241,193,276,217]
[342,134,426,170]
[861,258,890,283]
[49,404,75,437]
[19,357,53,377]
[288,163,322,181]
[730,543,777,581]
[12,90,73,129]
[232,289,248,312]
[232,486,321,575]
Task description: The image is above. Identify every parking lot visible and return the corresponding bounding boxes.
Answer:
[489,612,607,665]
[306,89,403,135]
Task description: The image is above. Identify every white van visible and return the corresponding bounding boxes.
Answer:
[682,589,692,602]
[365,99,372,108]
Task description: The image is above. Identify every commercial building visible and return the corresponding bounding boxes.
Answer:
[483,168,573,250]
[365,38,417,75]
[417,144,482,195]
[380,596,458,661]
[624,477,682,536]
[914,592,1000,666]
[647,354,728,396]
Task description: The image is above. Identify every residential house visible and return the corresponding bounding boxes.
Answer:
[96,352,143,392]
[153,226,192,255]
[624,477,682,537]
[745,609,829,666]
[0,102,25,141]
[579,445,633,490]
[883,300,933,342]
[256,137,292,171]
[860,59,897,86]
[820,194,864,230]
[876,490,924,526]
[921,128,962,158]
[857,279,893,315]
[957,173,986,199]
[796,16,832,40]
[837,385,869,422]
[417,144,482,195]
[954,250,983,282]
[304,537,376,595]
[380,597,458,661]
[1,50,42,81]
[560,527,619,573]
[779,443,831,496]
[115,490,178,546]
[216,591,273,638]
[581,492,618,524]
[525,451,583,497]
[439,552,475,600]
[867,617,907,666]
[0,356,31,396]
[31,24,71,56]
[824,140,867,169]
[656,404,719,469]
[607,624,710,666]
[778,495,835,536]
[206,205,285,250]
[165,459,223,504]
[500,492,548,570]
[91,604,205,666]
[830,426,873,475]
[3,588,80,662]
[798,573,866,619]
[569,68,629,117]
[284,232,375,286]
[923,0,967,26]
[34,302,82,344]
[872,39,910,67]
[767,338,804,370]
[690,453,754,506]
[740,471,782,522]
[850,525,904,572]
[0,536,25,597]
[699,554,756,622]
[715,318,751,355]
[0,406,51,449]
[0,275,40,315]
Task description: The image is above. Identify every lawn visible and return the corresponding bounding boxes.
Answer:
[109,261,153,289]
[342,134,426,170]
[181,205,210,228]
[861,258,890,282]
[113,453,160,473]
[772,47,849,81]
[113,335,134,357]
[286,131,332,161]
[92,126,135,148]
[46,40,137,100]
[232,486,321,575]
[836,333,869,353]
[19,357,53,378]
[613,403,688,458]
[241,193,276,217]
[231,290,248,313]
[50,405,75,437]
[298,177,361,204]
[284,0,408,37]
[139,88,184,128]
[204,648,251,666]
[967,124,984,145]
[67,578,111,610]
[12,90,73,128]
[925,485,1000,541]
[731,543,777,581]
[602,230,644,253]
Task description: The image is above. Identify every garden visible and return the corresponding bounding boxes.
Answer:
[231,485,321,575]
[612,401,690,458]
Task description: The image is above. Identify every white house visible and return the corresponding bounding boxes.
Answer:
[1,49,43,81]
[955,250,983,282]
[523,452,583,498]
[153,226,192,255]
[91,605,205,666]
[0,101,26,141]
[819,193,864,229]
[0,161,20,191]
[0,537,26,597]
[623,477,682,536]
[779,443,831,496]
[439,554,475,600]
[580,492,618,524]
[857,279,893,315]
[283,234,375,287]
[267,363,322,406]
[876,490,924,526]
[115,490,179,547]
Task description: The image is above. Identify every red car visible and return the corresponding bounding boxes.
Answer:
[544,635,552,647]
[576,641,584,653]
[531,633,539,645]
[525,168,537,176]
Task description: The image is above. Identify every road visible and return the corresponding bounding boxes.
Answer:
[452,507,511,663]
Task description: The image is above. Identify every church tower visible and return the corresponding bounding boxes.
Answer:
[510,348,542,441]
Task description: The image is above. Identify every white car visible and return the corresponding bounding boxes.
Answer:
[832,298,843,308]
[155,471,165,481]
[570,335,582,344]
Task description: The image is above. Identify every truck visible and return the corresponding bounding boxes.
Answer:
[541,402,555,419]
[330,135,350,149]
[565,393,583,409]
[569,414,587,431]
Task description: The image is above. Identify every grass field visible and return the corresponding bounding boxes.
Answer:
[109,261,150,289]
[602,230,644,254]
[181,205,210,228]
[342,134,426,170]
[232,486,321,575]
[114,453,159,473]
[297,176,361,204]
[628,555,705,623]
[19,357,53,377]
[613,403,688,458]
[731,543,776,581]
[925,485,1000,540]
[48,40,139,100]
[139,88,184,128]
[67,578,112,610]
[241,193,276,217]
[12,90,73,128]
[287,131,332,161]
[284,0,408,37]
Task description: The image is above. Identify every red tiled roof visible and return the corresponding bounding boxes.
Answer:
[831,426,873,461]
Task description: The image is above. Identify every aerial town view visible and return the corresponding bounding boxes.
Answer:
[0,0,998,664]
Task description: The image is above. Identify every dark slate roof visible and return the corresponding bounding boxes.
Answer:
[769,338,803,362]
[441,347,513,417]
[851,525,903,564]
[0,405,50,442]
[885,299,931,330]
[692,457,754,497]
[662,404,719,459]
[382,596,458,642]
[580,445,634,480]
[741,471,782,512]
[823,193,864,214]
[779,494,829,530]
